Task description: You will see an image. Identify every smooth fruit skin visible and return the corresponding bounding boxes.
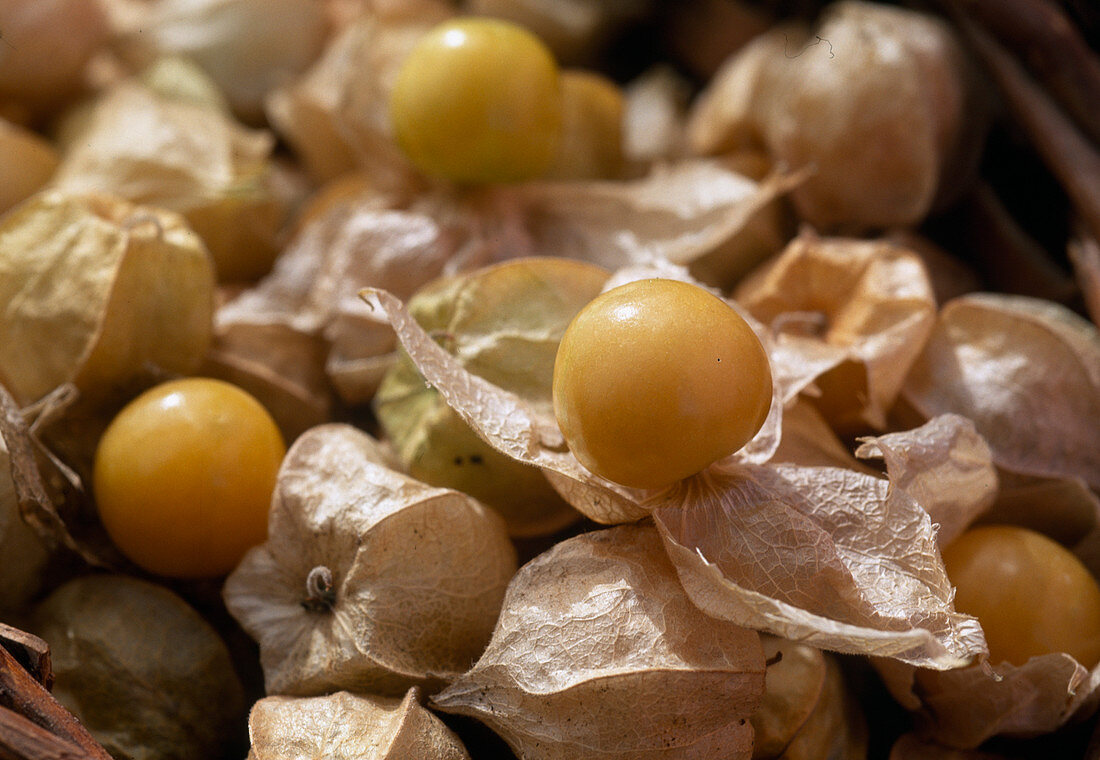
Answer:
[389,17,562,184]
[93,378,285,578]
[552,279,772,489]
[942,525,1100,668]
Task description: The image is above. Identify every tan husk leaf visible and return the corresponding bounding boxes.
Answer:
[362,287,651,525]
[432,524,765,760]
[687,1,985,231]
[768,398,877,473]
[652,461,986,668]
[901,293,1100,489]
[855,414,999,548]
[30,574,245,760]
[876,654,1100,749]
[0,191,214,406]
[736,231,937,435]
[218,188,480,406]
[248,688,470,760]
[222,423,517,697]
[51,78,288,281]
[265,3,451,186]
[501,158,798,276]
[373,257,608,537]
[986,470,1100,550]
[888,733,1008,760]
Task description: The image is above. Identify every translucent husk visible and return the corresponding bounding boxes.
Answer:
[121,0,330,123]
[736,231,937,436]
[751,636,868,760]
[902,293,1100,490]
[223,423,517,697]
[432,524,766,760]
[0,432,50,613]
[248,689,470,760]
[29,574,245,760]
[265,3,452,186]
[362,284,987,668]
[687,1,986,231]
[860,414,1100,748]
[621,65,691,168]
[51,77,288,282]
[0,191,215,406]
[374,257,608,536]
[0,118,59,215]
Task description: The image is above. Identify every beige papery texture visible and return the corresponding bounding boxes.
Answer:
[432,524,765,760]
[687,1,985,232]
[121,0,330,123]
[265,1,452,186]
[362,287,986,668]
[752,635,868,759]
[223,423,517,697]
[858,416,1100,748]
[51,79,287,282]
[855,414,999,548]
[0,118,59,214]
[902,293,1100,490]
[0,191,214,406]
[736,231,937,436]
[248,689,470,760]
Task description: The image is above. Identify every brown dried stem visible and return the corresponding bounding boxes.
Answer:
[0,625,51,691]
[943,0,1100,145]
[0,706,90,760]
[1069,230,1100,326]
[0,639,112,760]
[948,13,1100,251]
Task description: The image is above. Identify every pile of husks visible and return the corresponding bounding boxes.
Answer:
[2,0,1100,758]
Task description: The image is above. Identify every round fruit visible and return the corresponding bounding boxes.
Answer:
[389,17,562,184]
[552,278,773,489]
[941,525,1100,668]
[93,377,286,578]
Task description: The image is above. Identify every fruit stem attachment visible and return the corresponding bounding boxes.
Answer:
[302,566,337,612]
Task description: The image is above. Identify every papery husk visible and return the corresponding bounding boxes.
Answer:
[223,423,517,697]
[753,636,868,760]
[123,0,330,123]
[218,187,476,407]
[901,293,1100,490]
[621,65,691,168]
[248,688,470,760]
[854,414,998,548]
[0,118,59,215]
[432,524,765,760]
[363,284,986,667]
[265,3,451,186]
[0,432,50,613]
[736,231,937,436]
[51,78,287,282]
[687,1,986,231]
[768,398,875,474]
[651,461,986,669]
[374,257,607,536]
[876,654,1100,749]
[29,574,245,760]
[0,191,214,406]
[502,158,797,285]
[0,0,110,114]
[987,470,1100,550]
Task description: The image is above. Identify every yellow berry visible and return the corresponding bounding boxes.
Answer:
[390,18,562,184]
[93,378,285,578]
[552,279,772,489]
[942,525,1100,668]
